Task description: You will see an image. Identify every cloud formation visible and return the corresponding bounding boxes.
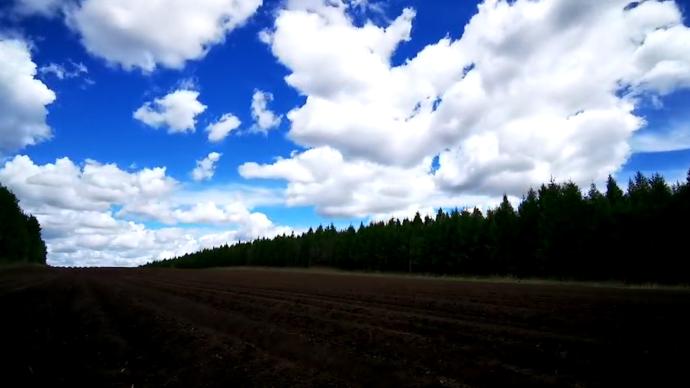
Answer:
[250,89,282,133]
[39,61,88,80]
[134,89,207,133]
[206,113,241,142]
[192,152,222,182]
[0,38,56,155]
[631,123,690,153]
[65,0,263,71]
[246,0,690,217]
[0,155,289,266]
[240,146,436,217]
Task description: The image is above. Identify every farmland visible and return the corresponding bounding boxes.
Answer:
[1,266,688,387]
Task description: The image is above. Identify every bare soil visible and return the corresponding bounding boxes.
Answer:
[1,266,688,387]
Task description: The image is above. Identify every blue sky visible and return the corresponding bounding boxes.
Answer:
[1,0,690,266]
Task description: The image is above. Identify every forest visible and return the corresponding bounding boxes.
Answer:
[0,185,47,265]
[148,170,690,283]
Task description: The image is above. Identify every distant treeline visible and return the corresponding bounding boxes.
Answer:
[145,170,690,283]
[0,185,47,265]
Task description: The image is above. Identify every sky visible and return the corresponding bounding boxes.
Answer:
[1,0,690,267]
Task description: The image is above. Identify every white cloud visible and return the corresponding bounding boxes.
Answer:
[166,183,285,210]
[65,0,263,71]
[133,89,207,133]
[0,155,177,211]
[245,0,690,218]
[631,123,690,153]
[39,63,67,79]
[250,89,282,133]
[430,0,690,194]
[39,61,88,80]
[629,17,690,94]
[206,113,241,142]
[192,152,222,181]
[266,1,420,163]
[124,201,281,238]
[0,155,289,266]
[240,146,436,217]
[239,145,510,219]
[258,29,273,45]
[0,38,56,154]
[348,0,385,15]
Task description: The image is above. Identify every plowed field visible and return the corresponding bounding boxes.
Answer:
[1,266,687,387]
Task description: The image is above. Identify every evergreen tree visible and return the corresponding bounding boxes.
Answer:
[0,185,47,265]
[605,175,624,206]
[144,169,690,284]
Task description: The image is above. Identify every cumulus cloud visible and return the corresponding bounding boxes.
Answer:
[0,38,56,155]
[192,152,222,181]
[250,89,282,133]
[133,89,207,133]
[0,155,176,211]
[244,0,690,217]
[206,113,241,142]
[64,0,263,71]
[432,0,690,194]
[0,155,289,266]
[240,146,436,217]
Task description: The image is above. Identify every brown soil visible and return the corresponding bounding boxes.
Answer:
[1,266,688,387]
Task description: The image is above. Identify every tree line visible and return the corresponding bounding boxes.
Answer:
[145,170,690,284]
[0,185,47,265]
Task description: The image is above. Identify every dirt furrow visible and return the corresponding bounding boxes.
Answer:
[126,275,594,386]
[2,267,688,387]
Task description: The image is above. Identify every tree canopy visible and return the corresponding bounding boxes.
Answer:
[145,170,690,284]
[0,185,47,265]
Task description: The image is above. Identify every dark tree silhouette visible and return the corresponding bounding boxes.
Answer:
[606,175,624,205]
[144,170,690,284]
[0,185,47,265]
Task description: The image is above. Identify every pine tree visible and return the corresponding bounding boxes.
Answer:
[145,169,690,284]
[587,183,604,202]
[0,185,47,265]
[25,215,47,264]
[605,175,624,205]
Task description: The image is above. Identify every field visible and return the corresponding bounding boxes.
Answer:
[1,267,688,387]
